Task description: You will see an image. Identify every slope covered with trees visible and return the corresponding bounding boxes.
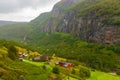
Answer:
[0,23,32,42]
[26,32,120,72]
[31,0,120,44]
[0,20,24,26]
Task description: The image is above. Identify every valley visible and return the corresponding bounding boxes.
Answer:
[0,0,120,80]
[0,40,120,80]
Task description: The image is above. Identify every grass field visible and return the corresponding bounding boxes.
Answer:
[10,61,50,80]
[23,59,53,70]
[23,59,78,80]
[87,71,120,80]
[23,59,120,80]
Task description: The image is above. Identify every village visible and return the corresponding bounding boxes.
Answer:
[15,46,120,80]
[17,50,81,79]
[18,51,74,68]
[16,46,93,80]
[15,45,74,69]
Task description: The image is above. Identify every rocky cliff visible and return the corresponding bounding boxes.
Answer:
[32,0,120,45]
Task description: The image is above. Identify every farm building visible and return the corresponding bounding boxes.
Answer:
[18,52,29,59]
[18,52,23,57]
[55,61,73,68]
[41,56,49,61]
[32,57,41,62]
[32,56,49,62]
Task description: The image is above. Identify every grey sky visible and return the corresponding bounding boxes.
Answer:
[0,0,60,22]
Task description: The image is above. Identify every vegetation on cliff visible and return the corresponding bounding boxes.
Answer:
[73,0,120,25]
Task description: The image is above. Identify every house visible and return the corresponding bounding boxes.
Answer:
[32,56,49,62]
[18,52,23,57]
[18,52,29,59]
[23,54,29,59]
[55,61,73,68]
[40,56,49,61]
[59,62,65,66]
[63,63,73,68]
[32,57,41,62]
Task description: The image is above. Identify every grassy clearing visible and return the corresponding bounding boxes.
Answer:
[23,60,120,80]
[9,61,50,80]
[23,60,79,80]
[87,71,120,80]
[23,59,53,70]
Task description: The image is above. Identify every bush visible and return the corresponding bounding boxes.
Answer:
[116,70,120,75]
[52,67,60,74]
[48,73,63,80]
[42,65,46,70]
[79,67,90,78]
[71,69,76,74]
[0,72,3,77]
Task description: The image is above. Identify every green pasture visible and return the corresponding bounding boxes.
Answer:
[87,71,120,80]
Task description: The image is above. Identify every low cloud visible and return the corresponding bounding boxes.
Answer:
[0,0,60,21]
[0,0,60,13]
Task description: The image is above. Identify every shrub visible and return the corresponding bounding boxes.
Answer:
[0,72,3,77]
[71,69,76,74]
[79,67,90,78]
[42,65,46,70]
[52,67,60,74]
[116,70,120,75]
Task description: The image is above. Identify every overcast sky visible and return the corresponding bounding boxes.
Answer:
[0,0,61,22]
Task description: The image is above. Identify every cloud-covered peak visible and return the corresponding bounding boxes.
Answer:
[0,0,60,13]
[0,0,60,21]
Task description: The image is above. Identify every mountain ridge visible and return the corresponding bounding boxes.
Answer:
[0,20,26,26]
[31,0,120,45]
[0,0,119,45]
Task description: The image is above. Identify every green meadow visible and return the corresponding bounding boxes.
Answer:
[87,71,120,80]
[24,59,120,80]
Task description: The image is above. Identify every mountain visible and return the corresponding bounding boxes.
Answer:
[27,0,120,72]
[0,0,120,73]
[0,0,119,45]
[0,20,25,26]
[0,23,32,42]
[31,0,120,45]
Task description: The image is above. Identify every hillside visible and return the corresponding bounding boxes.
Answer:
[27,32,120,71]
[0,40,50,80]
[0,20,25,26]
[31,0,120,45]
[0,23,32,42]
[27,0,120,73]
[0,0,120,79]
[0,40,120,80]
[0,40,91,80]
[0,0,119,45]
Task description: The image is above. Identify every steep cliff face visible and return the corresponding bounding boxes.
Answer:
[32,0,120,45]
[41,0,81,33]
[54,11,120,44]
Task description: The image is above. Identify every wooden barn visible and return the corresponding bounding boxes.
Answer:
[63,63,73,68]
[32,56,49,62]
[32,57,41,62]
[18,52,29,59]
[40,56,49,61]
[55,61,73,68]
